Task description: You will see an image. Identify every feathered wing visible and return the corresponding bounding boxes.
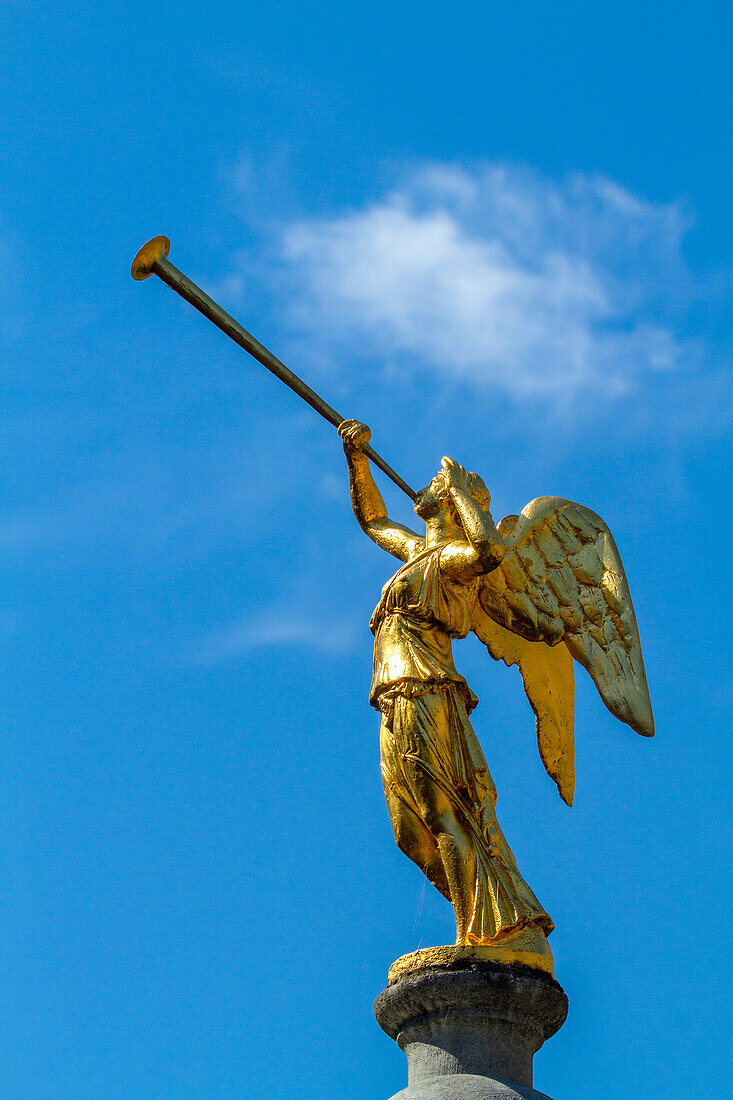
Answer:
[472,496,654,796]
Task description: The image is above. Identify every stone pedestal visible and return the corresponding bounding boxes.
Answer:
[374,956,568,1100]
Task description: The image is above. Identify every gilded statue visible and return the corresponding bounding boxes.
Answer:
[132,236,655,981]
[338,420,654,977]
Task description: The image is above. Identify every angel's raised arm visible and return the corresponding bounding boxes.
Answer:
[439,458,506,580]
[339,421,423,562]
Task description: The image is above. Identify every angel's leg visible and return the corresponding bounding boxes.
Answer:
[394,749,478,943]
[385,692,482,942]
[436,824,477,944]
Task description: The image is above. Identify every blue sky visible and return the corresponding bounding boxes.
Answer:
[1,2,731,1097]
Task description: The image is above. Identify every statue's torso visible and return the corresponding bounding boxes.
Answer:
[369,544,480,712]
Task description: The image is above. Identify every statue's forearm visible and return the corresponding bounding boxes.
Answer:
[347,451,388,529]
[450,489,505,566]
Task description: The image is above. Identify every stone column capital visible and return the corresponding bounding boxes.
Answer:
[375,957,568,1100]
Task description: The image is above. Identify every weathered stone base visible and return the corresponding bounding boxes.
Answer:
[374,954,567,1100]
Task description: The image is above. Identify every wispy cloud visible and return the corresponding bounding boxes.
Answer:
[194,606,358,663]
[227,161,700,405]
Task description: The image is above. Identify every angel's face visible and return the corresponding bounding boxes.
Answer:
[414,470,453,521]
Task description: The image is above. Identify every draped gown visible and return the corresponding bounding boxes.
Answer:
[370,543,553,945]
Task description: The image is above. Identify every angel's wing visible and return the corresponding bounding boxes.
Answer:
[472,605,576,805]
[473,496,654,796]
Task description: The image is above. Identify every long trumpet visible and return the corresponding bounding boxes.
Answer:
[131,235,417,501]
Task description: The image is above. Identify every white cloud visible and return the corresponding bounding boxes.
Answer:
[262,163,691,400]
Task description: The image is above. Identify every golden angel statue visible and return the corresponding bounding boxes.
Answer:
[130,235,655,981]
[339,420,654,977]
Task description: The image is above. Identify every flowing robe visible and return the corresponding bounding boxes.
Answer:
[370,544,553,944]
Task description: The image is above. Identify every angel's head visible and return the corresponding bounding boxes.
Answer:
[414,460,491,525]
